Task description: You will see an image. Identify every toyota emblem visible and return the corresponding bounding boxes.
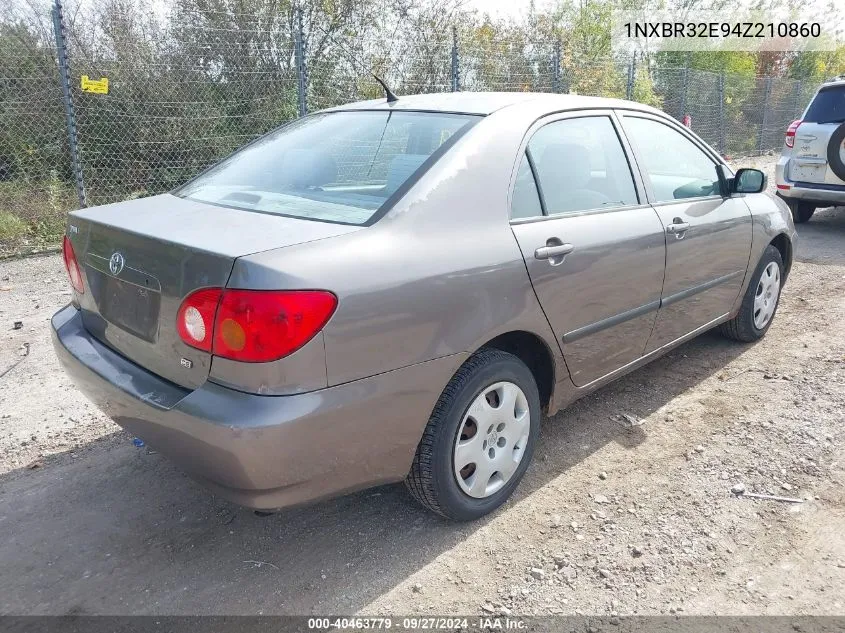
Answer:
[109,252,125,275]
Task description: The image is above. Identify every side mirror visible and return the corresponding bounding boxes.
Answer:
[733,168,767,194]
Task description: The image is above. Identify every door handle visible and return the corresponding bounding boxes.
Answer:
[535,243,575,260]
[666,219,690,238]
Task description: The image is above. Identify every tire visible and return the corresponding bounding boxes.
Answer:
[789,200,816,224]
[405,348,541,521]
[776,193,815,224]
[718,244,784,343]
[826,121,845,182]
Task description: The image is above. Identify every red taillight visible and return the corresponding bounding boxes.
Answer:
[62,236,84,294]
[785,119,802,148]
[213,290,337,362]
[176,288,223,352]
[176,289,337,362]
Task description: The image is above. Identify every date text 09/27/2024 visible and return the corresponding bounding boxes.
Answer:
[306,617,528,630]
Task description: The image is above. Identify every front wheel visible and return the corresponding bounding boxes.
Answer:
[718,244,784,343]
[405,348,541,521]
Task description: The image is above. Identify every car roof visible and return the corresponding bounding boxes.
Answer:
[321,91,665,117]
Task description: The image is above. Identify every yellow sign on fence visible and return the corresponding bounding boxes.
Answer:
[80,75,109,94]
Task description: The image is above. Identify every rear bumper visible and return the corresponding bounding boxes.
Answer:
[51,305,461,509]
[775,156,845,205]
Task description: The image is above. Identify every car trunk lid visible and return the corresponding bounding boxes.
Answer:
[68,193,362,390]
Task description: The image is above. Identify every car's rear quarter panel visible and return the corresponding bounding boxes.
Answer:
[231,108,568,390]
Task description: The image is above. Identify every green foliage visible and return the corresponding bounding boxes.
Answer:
[789,48,845,81]
[655,50,757,76]
[557,0,617,61]
[0,179,75,255]
[632,66,662,108]
[0,210,27,242]
[0,22,70,187]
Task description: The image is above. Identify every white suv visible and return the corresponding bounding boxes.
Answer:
[775,77,845,223]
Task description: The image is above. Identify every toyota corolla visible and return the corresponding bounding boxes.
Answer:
[52,92,795,521]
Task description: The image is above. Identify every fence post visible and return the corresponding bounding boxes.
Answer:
[718,72,726,156]
[294,7,307,117]
[679,54,689,120]
[758,75,771,153]
[451,26,460,92]
[626,52,636,100]
[560,39,569,94]
[552,40,561,93]
[52,0,86,208]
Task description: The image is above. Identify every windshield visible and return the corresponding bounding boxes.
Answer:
[176,110,479,225]
[804,85,845,123]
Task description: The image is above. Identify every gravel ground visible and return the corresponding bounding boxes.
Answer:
[0,156,843,615]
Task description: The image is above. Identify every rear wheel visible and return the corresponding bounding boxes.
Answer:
[718,245,784,343]
[405,348,540,521]
[787,199,816,224]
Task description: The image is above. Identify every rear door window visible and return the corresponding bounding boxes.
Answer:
[804,85,845,124]
[526,116,638,215]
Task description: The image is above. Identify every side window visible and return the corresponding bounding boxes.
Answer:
[526,116,638,215]
[511,153,543,219]
[623,117,720,202]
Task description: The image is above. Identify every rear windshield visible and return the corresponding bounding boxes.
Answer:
[176,110,478,225]
[804,85,845,124]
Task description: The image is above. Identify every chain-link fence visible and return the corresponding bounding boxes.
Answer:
[0,0,823,256]
[0,12,75,256]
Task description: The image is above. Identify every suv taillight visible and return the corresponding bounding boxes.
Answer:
[785,119,802,148]
[177,288,337,362]
[62,236,84,294]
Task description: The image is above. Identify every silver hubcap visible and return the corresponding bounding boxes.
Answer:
[453,381,530,499]
[753,261,781,329]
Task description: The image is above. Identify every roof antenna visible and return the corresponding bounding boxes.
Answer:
[372,74,398,103]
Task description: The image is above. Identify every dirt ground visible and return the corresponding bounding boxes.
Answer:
[0,157,843,616]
